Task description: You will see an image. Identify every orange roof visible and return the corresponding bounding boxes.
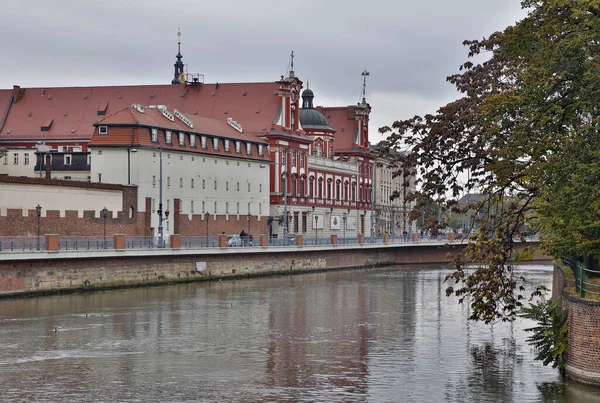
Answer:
[319,106,359,152]
[0,82,280,141]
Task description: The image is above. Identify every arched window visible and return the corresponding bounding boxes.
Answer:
[300,175,306,197]
[291,174,298,197]
[335,179,341,200]
[344,181,349,201]
[309,176,315,198]
[327,178,332,200]
[318,177,323,199]
[314,144,323,157]
[352,182,357,201]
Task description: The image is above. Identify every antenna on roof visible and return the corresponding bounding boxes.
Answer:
[177,28,182,54]
[360,70,370,104]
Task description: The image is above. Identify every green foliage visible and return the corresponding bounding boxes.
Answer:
[520,298,569,374]
[378,1,600,322]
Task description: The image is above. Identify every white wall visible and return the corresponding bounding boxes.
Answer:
[0,182,122,217]
[91,147,270,238]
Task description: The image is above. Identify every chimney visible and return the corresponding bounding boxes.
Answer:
[12,85,22,103]
[45,154,51,179]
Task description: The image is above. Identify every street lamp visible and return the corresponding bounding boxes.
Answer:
[315,215,319,244]
[36,204,41,250]
[247,214,251,235]
[157,146,165,248]
[204,212,210,244]
[282,172,288,239]
[102,207,108,249]
[342,212,348,242]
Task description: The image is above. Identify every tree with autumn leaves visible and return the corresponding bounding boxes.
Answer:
[379,1,600,323]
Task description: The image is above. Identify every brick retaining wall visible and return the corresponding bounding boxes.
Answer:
[554,265,600,385]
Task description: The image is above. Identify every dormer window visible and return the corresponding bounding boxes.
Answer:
[179,132,185,146]
[235,141,241,154]
[165,130,172,144]
[190,134,196,148]
[246,143,252,155]
[213,138,219,151]
[97,102,108,116]
[201,136,207,149]
[151,128,158,142]
[258,144,264,156]
[224,139,230,152]
[98,125,108,135]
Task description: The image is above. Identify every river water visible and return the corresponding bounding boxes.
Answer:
[0,265,598,402]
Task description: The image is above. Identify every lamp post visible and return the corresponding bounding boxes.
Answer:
[157,146,165,248]
[204,211,210,241]
[247,214,251,235]
[36,204,41,250]
[315,215,319,244]
[342,212,347,243]
[102,207,108,249]
[282,173,288,239]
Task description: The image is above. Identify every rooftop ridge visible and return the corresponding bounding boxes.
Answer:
[4,82,280,91]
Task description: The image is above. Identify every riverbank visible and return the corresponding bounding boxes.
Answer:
[0,241,550,298]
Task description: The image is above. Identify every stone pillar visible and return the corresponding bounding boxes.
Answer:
[358,234,365,245]
[219,234,227,248]
[114,234,125,250]
[46,234,59,251]
[383,234,389,244]
[170,234,180,249]
[412,233,419,242]
[260,234,268,248]
[331,234,337,246]
[296,235,303,247]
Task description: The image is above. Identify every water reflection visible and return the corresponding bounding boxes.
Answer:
[0,265,597,402]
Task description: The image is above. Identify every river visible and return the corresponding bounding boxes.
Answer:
[0,264,598,402]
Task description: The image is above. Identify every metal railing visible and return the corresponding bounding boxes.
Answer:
[60,237,115,250]
[0,236,45,251]
[180,236,219,248]
[562,256,600,298]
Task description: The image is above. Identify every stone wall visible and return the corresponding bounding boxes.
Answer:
[554,265,600,385]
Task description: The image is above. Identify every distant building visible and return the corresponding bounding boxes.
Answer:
[0,38,374,239]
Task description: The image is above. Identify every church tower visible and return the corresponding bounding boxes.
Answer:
[171,30,184,85]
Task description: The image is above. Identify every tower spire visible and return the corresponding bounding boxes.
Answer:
[172,29,185,85]
[289,50,295,78]
[360,70,370,104]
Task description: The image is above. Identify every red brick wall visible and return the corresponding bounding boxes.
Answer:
[554,265,600,385]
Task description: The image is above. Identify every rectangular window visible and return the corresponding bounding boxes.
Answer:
[98,126,108,135]
[226,181,229,191]
[180,177,183,188]
[302,214,307,233]
[294,213,299,233]
[247,202,251,215]
[152,198,156,213]
[224,139,230,152]
[214,180,217,190]
[201,136,207,149]
[237,202,240,214]
[167,177,171,188]
[165,130,172,144]
[191,200,194,213]
[226,202,229,214]
[248,183,251,192]
[13,153,18,165]
[65,155,71,165]
[214,202,217,214]
[202,179,205,189]
[151,128,158,142]
[259,204,262,215]
[24,153,29,165]
[258,144,264,156]
[202,201,205,213]
[246,143,252,155]
[3,153,7,165]
[179,132,185,146]
[190,134,196,148]
[191,178,195,188]
[236,141,241,153]
[282,150,286,164]
[64,176,71,180]
[292,152,296,167]
[259,184,262,193]
[213,138,219,151]
[300,153,304,167]
[237,182,240,191]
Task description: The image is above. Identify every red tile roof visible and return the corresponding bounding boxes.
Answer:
[0,82,280,141]
[319,106,358,152]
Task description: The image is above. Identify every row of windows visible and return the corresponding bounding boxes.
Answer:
[151,199,263,216]
[285,177,372,202]
[281,150,306,167]
[152,177,263,193]
[145,128,265,158]
[4,153,30,165]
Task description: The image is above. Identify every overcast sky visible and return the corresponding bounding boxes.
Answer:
[0,0,526,141]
